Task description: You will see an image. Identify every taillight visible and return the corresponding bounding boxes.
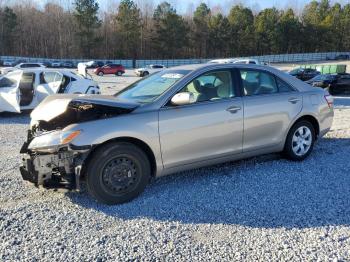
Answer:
[324,94,333,108]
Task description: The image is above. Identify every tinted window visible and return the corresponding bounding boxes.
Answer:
[240,70,278,95]
[180,70,234,102]
[277,78,295,92]
[289,68,303,74]
[20,63,40,68]
[339,74,350,79]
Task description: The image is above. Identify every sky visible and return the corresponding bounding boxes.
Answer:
[96,0,312,14]
[7,0,350,15]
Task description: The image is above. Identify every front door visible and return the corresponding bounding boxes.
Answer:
[159,69,243,168]
[0,71,21,113]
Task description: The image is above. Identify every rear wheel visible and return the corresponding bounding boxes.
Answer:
[86,142,151,205]
[98,71,104,76]
[116,71,123,76]
[283,121,315,161]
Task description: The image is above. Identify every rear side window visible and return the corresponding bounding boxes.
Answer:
[239,70,278,95]
[277,78,295,92]
[20,64,39,68]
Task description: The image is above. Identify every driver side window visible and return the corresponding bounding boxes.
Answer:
[179,70,234,103]
[239,70,278,96]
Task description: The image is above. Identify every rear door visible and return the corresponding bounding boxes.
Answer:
[239,69,303,152]
[36,71,63,101]
[159,69,243,168]
[0,71,21,113]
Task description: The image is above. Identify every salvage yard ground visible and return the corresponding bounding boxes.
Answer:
[0,67,350,260]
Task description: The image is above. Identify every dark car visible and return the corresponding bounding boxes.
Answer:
[93,64,125,76]
[289,68,320,81]
[306,73,350,95]
[87,61,104,68]
[335,54,349,60]
[62,61,75,68]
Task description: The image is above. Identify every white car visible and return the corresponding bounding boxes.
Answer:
[3,60,15,66]
[0,69,100,113]
[1,63,46,75]
[208,58,265,65]
[134,64,166,77]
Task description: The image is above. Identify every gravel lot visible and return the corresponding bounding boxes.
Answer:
[1,70,350,261]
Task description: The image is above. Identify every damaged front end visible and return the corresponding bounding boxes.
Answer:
[20,95,138,190]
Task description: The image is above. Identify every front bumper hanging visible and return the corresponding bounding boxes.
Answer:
[20,148,85,190]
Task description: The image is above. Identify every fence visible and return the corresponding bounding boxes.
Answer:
[1,52,350,68]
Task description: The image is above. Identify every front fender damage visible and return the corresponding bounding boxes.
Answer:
[20,96,138,190]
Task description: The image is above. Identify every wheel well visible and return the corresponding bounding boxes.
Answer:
[83,137,157,177]
[293,115,320,138]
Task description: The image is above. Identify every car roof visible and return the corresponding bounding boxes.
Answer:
[13,68,77,75]
[167,63,315,92]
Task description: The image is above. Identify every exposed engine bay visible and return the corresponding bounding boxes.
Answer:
[20,96,138,189]
[33,98,136,131]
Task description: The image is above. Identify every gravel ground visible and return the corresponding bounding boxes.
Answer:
[0,71,350,260]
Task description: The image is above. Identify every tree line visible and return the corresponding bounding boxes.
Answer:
[1,0,350,60]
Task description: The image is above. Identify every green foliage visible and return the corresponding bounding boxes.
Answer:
[192,3,211,57]
[152,2,189,58]
[2,0,350,59]
[0,7,17,54]
[208,14,231,57]
[116,0,141,58]
[73,0,101,57]
[227,5,255,56]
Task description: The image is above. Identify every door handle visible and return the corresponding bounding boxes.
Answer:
[288,97,300,104]
[226,105,241,113]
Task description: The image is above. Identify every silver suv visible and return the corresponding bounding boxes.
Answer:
[20,64,334,204]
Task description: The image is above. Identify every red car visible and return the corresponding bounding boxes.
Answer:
[94,64,125,76]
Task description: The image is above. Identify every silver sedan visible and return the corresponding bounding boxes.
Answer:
[20,63,334,204]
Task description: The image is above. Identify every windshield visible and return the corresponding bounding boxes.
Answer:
[115,69,190,103]
[0,71,21,88]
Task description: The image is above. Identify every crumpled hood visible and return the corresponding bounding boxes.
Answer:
[31,94,139,122]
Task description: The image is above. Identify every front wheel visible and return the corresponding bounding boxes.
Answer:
[98,71,104,76]
[86,142,151,205]
[116,71,123,76]
[142,71,149,77]
[283,121,315,161]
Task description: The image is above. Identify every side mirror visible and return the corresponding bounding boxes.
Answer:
[171,92,195,106]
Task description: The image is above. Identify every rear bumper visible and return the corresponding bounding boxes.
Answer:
[134,70,142,76]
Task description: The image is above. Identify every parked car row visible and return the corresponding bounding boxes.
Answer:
[134,64,166,77]
[1,63,46,75]
[306,73,350,95]
[288,67,350,95]
[0,68,100,113]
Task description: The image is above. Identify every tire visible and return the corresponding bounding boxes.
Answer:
[116,71,123,76]
[86,142,151,205]
[98,71,104,76]
[142,71,149,77]
[283,120,315,161]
